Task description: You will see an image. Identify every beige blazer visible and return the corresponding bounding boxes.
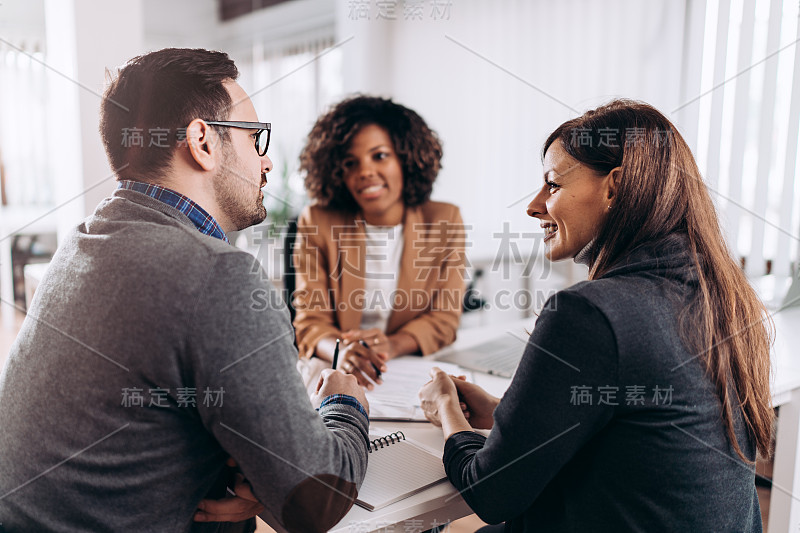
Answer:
[292,201,466,358]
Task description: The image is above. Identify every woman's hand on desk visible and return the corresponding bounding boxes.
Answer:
[339,334,389,390]
[451,376,499,430]
[343,329,392,357]
[342,328,419,360]
[419,368,473,438]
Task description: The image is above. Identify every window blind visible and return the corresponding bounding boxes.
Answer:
[686,0,800,277]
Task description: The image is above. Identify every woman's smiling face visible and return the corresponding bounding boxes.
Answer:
[342,124,405,226]
[527,141,616,261]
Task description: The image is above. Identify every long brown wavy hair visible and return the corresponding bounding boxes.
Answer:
[543,99,773,461]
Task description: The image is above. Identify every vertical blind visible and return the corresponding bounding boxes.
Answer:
[685,0,800,277]
[239,36,343,227]
[0,40,50,207]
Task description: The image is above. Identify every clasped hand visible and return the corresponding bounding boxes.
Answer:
[194,458,264,523]
[418,368,499,430]
[337,329,390,390]
[195,370,368,523]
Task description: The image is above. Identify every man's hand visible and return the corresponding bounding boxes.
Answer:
[194,470,264,523]
[311,369,369,415]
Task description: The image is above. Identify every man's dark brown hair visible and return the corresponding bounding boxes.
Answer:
[100,48,238,181]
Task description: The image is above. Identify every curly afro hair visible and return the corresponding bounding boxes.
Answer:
[299,95,443,212]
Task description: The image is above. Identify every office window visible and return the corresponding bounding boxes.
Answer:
[691,0,800,277]
[0,43,50,207]
[238,37,343,228]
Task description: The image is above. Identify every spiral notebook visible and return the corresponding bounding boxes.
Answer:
[355,431,447,511]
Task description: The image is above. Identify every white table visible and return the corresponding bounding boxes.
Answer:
[767,307,800,533]
[331,307,800,533]
[330,322,528,533]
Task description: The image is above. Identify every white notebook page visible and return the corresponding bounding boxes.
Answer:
[355,437,447,511]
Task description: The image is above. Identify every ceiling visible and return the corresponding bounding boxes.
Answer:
[0,0,46,48]
[219,0,294,21]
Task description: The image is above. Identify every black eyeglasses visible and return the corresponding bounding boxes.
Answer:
[204,121,271,156]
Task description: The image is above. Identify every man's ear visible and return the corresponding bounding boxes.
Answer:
[606,166,621,200]
[185,118,217,171]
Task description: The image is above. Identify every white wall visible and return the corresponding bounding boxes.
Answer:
[338,0,687,250]
[0,0,45,44]
[45,0,144,237]
[3,0,695,319]
[142,0,218,51]
[335,0,688,316]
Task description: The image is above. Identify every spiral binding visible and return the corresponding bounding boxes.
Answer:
[368,431,406,452]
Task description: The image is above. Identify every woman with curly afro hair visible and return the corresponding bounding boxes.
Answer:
[292,95,466,389]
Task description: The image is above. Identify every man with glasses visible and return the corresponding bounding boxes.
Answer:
[0,48,369,532]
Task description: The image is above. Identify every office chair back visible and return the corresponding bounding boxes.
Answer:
[283,217,299,323]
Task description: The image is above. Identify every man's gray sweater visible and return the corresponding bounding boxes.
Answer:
[0,190,369,532]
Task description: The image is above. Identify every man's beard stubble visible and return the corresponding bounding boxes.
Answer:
[214,145,267,231]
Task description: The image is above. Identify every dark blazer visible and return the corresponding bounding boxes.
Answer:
[443,234,763,532]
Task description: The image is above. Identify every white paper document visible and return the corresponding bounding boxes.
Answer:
[365,356,466,421]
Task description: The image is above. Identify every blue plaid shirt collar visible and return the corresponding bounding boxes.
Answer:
[117,180,229,243]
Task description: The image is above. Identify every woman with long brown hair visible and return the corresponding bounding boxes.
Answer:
[419,99,773,531]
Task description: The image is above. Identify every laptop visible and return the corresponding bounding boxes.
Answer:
[751,265,800,311]
[781,266,800,310]
[435,332,528,378]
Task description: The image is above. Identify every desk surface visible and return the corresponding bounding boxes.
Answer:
[330,321,523,533]
[770,307,800,405]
